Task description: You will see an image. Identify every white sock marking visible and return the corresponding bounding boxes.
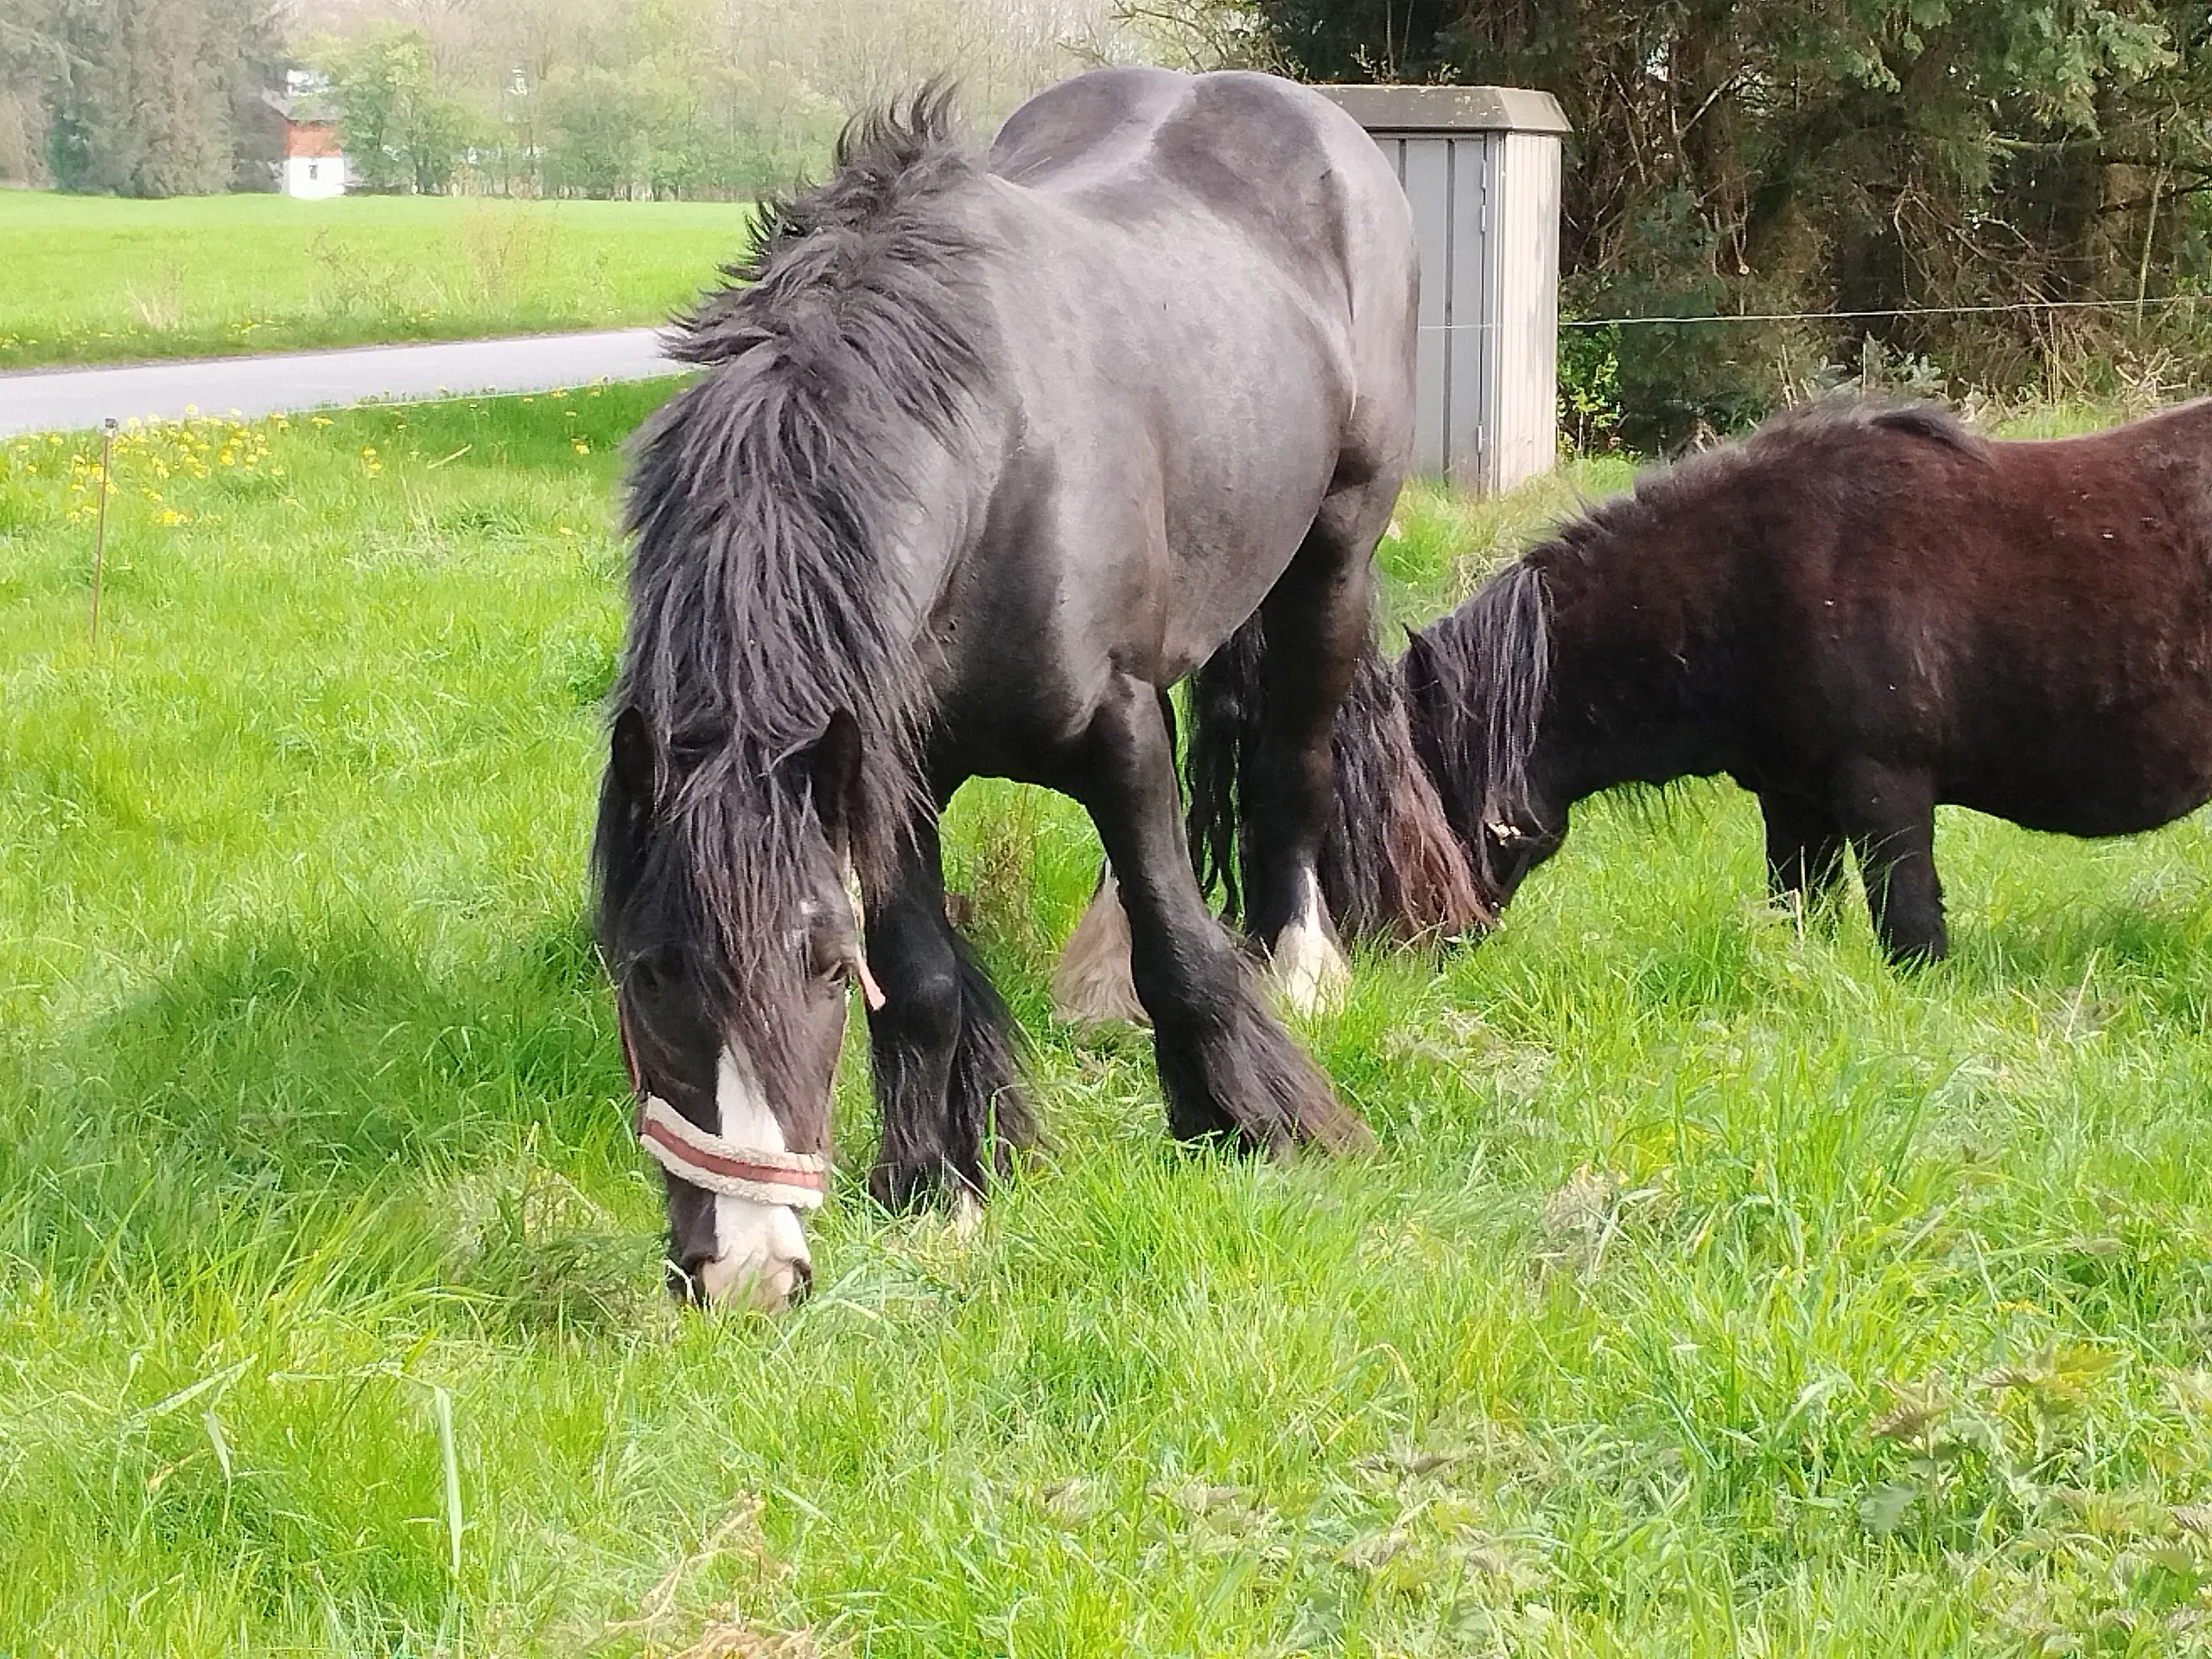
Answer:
[1273,869,1350,1015]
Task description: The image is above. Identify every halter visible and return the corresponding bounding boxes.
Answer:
[616,1001,830,1211]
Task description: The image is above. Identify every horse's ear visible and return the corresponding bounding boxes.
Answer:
[1402,630,1440,709]
[807,709,863,860]
[610,706,658,811]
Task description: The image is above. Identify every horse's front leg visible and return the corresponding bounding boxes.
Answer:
[1759,789,1847,913]
[865,817,1033,1212]
[1833,759,1948,963]
[1075,673,1370,1154]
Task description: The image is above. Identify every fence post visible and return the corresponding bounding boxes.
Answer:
[90,417,116,645]
[1315,85,1570,492]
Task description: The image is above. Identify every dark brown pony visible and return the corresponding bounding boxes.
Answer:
[1357,397,2212,963]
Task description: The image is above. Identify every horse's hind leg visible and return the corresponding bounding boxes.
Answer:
[1075,672,1370,1153]
[1759,790,1847,913]
[1833,760,1948,963]
[1239,490,1389,1011]
[865,817,1035,1212]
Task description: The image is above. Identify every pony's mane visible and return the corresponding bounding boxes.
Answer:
[595,86,992,1081]
[1403,558,1550,886]
[1748,396,1987,459]
[1546,397,1985,570]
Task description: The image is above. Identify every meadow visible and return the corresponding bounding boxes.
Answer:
[0,193,751,370]
[3,389,2212,1656]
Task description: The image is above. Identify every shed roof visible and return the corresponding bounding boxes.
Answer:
[260,86,339,125]
[1313,84,1570,136]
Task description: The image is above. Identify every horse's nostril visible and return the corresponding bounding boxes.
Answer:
[787,1258,815,1304]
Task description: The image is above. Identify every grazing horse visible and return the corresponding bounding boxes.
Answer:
[1352,397,2212,964]
[594,68,1454,1308]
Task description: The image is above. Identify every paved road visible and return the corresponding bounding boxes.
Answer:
[0,327,680,437]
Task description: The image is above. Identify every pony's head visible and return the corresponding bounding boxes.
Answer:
[595,706,878,1310]
[1400,558,1563,913]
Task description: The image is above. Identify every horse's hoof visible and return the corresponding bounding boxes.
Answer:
[950,1188,984,1240]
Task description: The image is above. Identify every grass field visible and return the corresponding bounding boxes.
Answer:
[6,392,2212,1656]
[0,192,751,371]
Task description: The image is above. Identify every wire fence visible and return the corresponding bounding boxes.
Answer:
[1415,294,2212,335]
[1559,293,2212,330]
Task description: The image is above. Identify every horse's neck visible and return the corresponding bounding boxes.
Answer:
[1549,598,1732,799]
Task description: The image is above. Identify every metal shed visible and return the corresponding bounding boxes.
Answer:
[1316,85,1570,492]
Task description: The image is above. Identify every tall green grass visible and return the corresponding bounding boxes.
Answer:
[3,395,2211,1654]
[0,193,751,369]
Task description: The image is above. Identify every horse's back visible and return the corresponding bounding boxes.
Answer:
[990,67,1397,230]
[987,68,1413,350]
[947,69,1415,696]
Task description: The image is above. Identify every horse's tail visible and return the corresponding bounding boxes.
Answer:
[1185,616,1487,940]
[1185,614,1266,925]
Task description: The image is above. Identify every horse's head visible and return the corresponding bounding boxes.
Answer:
[595,705,874,1311]
[1402,580,1564,917]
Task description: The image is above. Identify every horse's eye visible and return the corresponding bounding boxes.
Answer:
[807,928,849,982]
[630,952,678,994]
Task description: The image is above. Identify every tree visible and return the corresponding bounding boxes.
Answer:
[1249,0,2212,439]
[542,67,652,198]
[312,23,477,194]
[37,0,278,196]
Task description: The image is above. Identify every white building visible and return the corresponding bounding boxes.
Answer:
[263,82,348,200]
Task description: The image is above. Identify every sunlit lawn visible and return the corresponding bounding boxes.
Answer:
[0,192,751,369]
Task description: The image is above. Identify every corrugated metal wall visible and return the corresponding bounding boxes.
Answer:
[1373,130,1561,490]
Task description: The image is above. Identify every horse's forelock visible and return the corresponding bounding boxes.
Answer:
[594,753,831,1119]
[1414,559,1552,843]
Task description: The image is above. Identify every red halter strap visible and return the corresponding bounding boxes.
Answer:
[614,997,828,1210]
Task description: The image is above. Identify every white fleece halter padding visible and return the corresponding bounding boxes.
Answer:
[636,1095,829,1210]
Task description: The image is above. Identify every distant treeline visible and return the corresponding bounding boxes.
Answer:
[0,0,1136,201]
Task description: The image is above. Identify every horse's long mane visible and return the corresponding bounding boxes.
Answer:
[595,86,992,1077]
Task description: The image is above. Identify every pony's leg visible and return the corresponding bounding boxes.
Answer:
[865,817,1035,1212]
[1050,861,1147,1027]
[1759,791,1847,912]
[1240,493,1389,1011]
[1077,672,1370,1152]
[1834,760,1948,963]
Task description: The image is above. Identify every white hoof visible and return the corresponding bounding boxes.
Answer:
[951,1187,984,1241]
[1273,925,1351,1015]
[1271,873,1350,1015]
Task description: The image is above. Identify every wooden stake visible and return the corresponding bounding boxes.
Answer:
[90,417,115,645]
